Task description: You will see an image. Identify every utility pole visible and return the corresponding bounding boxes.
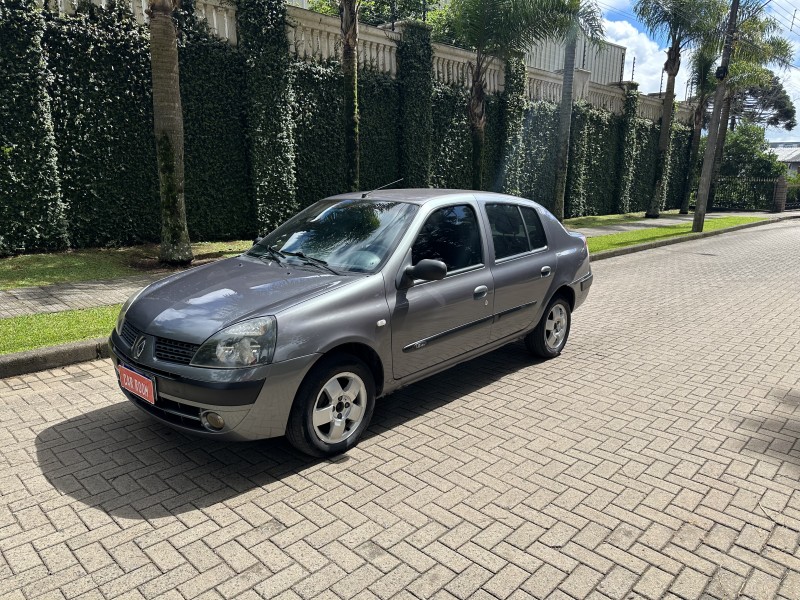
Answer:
[693,0,740,233]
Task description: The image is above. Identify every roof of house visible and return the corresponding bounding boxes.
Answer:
[771,146,800,164]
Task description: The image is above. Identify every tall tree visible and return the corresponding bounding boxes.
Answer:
[340,0,360,191]
[449,0,586,191]
[634,0,723,219]
[707,10,792,206]
[729,74,796,131]
[552,0,603,222]
[149,0,193,264]
[681,39,717,213]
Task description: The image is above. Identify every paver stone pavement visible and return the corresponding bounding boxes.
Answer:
[0,220,799,599]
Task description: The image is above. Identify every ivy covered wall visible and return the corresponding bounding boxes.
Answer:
[0,0,68,256]
[0,0,694,255]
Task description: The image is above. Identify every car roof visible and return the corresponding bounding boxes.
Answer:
[325,188,538,206]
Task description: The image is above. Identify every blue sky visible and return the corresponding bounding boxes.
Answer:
[598,0,800,142]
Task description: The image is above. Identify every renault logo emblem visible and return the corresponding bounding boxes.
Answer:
[132,336,147,360]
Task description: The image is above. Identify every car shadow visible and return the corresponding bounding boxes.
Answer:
[35,343,541,521]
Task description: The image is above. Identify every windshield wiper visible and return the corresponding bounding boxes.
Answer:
[282,250,340,275]
[254,245,286,263]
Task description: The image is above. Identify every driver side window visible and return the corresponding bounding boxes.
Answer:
[411,205,483,272]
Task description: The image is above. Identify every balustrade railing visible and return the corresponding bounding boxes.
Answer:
[37,1,692,124]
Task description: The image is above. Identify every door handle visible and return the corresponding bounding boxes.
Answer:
[473,285,488,299]
[541,266,552,278]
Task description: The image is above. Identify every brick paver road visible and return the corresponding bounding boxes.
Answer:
[2,220,799,600]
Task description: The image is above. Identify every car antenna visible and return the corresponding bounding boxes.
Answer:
[361,178,403,199]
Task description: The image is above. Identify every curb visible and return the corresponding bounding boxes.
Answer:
[1,214,798,380]
[0,337,110,379]
[589,214,799,262]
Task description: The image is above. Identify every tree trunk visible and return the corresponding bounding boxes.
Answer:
[150,0,192,265]
[646,41,679,219]
[341,0,359,192]
[469,50,486,190]
[680,100,704,214]
[708,92,732,210]
[553,30,577,222]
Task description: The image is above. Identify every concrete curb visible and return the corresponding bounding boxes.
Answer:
[2,214,798,380]
[589,214,799,262]
[0,337,110,379]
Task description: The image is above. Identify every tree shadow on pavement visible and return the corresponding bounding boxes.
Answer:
[35,343,540,521]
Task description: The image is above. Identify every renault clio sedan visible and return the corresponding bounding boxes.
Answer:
[109,190,593,456]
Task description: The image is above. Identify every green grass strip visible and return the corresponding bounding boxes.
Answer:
[0,304,121,356]
[0,240,252,291]
[564,209,681,230]
[587,216,766,254]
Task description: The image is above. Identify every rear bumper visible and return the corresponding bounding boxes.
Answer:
[571,271,593,311]
[109,337,319,440]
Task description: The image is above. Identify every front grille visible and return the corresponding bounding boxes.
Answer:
[121,320,141,346]
[127,393,203,430]
[155,337,200,365]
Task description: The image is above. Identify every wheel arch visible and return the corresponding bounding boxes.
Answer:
[550,285,576,311]
[317,342,386,397]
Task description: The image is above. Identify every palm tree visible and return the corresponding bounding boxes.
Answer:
[552,0,603,222]
[634,0,722,218]
[681,40,717,213]
[149,0,193,264]
[340,0,360,191]
[450,0,576,191]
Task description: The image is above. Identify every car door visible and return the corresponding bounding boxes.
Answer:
[482,201,556,341]
[390,203,495,379]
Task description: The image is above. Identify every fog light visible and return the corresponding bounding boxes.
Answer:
[202,411,225,431]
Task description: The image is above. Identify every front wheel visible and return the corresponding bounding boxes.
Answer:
[286,354,375,457]
[525,297,571,359]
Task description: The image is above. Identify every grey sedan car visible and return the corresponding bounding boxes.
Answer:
[109,190,593,456]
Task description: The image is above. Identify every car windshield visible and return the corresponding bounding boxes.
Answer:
[247,199,418,273]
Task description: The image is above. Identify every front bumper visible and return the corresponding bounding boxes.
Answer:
[108,334,319,440]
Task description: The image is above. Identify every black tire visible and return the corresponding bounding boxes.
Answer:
[525,296,571,359]
[286,354,375,457]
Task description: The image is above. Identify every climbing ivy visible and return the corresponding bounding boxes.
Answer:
[430,83,472,189]
[0,0,68,256]
[497,55,526,195]
[397,22,433,187]
[46,3,160,248]
[238,0,297,233]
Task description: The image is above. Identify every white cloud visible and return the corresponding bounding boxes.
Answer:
[603,19,693,100]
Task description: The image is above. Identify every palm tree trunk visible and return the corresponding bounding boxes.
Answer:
[553,31,577,222]
[708,92,732,209]
[680,100,704,214]
[646,41,679,219]
[469,51,486,190]
[341,0,359,192]
[149,0,192,265]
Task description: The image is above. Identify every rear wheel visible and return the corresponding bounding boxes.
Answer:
[286,354,375,457]
[525,297,571,359]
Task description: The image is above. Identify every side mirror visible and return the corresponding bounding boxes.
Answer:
[400,259,447,288]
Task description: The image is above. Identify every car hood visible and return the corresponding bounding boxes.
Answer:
[126,256,356,343]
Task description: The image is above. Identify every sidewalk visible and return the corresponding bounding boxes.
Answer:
[569,209,788,238]
[0,210,793,320]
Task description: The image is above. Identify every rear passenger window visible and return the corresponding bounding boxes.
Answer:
[520,206,547,249]
[486,204,529,259]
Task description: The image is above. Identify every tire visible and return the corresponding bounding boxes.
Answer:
[525,296,571,359]
[286,354,375,457]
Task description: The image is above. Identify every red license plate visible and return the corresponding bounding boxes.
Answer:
[119,365,156,405]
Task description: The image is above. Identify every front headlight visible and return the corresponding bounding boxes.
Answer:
[116,288,146,335]
[190,316,277,369]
